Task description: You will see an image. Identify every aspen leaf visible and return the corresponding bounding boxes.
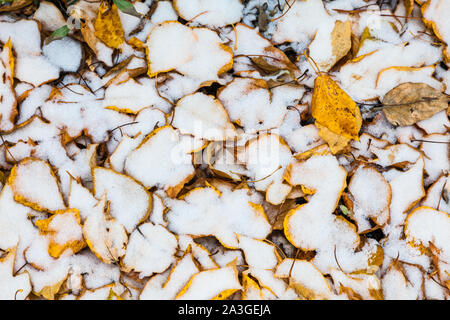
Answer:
[315,123,351,154]
[404,0,414,17]
[310,66,362,143]
[0,38,17,131]
[94,1,125,49]
[324,19,352,71]
[1,0,450,301]
[35,208,86,258]
[37,277,66,300]
[382,82,449,126]
[82,195,128,264]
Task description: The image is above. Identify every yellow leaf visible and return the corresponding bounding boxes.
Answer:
[128,36,146,49]
[405,0,414,17]
[35,208,86,258]
[311,69,362,142]
[4,38,14,84]
[94,1,125,49]
[315,123,351,154]
[107,288,125,300]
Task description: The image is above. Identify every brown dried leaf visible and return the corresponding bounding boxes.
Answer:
[382,82,449,126]
[250,46,298,77]
[0,0,31,12]
[330,20,352,67]
[81,21,100,55]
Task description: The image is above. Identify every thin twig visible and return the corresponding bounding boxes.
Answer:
[0,134,16,163]
[411,139,450,145]
[334,244,345,273]
[271,0,295,22]
[288,248,300,278]
[437,178,448,211]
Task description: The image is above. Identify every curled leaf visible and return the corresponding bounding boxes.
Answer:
[329,19,352,70]
[315,123,350,154]
[45,25,70,45]
[382,82,449,126]
[250,47,298,77]
[113,0,142,18]
[0,0,31,12]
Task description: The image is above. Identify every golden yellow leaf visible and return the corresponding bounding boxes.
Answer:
[128,36,146,49]
[94,1,125,49]
[241,273,264,300]
[382,82,449,126]
[357,27,375,55]
[107,288,125,300]
[308,51,361,146]
[35,208,86,258]
[315,123,351,154]
[4,38,14,84]
[311,72,361,141]
[405,0,414,17]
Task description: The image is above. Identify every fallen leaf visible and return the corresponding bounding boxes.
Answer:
[35,208,86,258]
[250,47,298,77]
[310,56,362,150]
[382,82,449,126]
[45,25,70,45]
[328,19,352,70]
[315,123,351,154]
[404,0,414,17]
[94,1,125,49]
[0,0,31,12]
[81,20,100,55]
[113,0,141,18]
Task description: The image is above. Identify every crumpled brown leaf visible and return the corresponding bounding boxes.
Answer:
[382,82,449,126]
[0,0,31,12]
[330,20,352,68]
[250,46,298,78]
[81,20,100,55]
